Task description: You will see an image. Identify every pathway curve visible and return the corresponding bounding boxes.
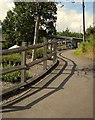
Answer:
[2,50,93,118]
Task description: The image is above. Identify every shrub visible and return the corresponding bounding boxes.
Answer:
[27,50,32,56]
[57,46,65,51]
[36,47,44,58]
[1,64,30,83]
[36,47,51,58]
[81,43,87,53]
[74,35,95,60]
[2,71,30,83]
[26,48,44,59]
[2,53,21,66]
[47,49,51,54]
[2,71,21,82]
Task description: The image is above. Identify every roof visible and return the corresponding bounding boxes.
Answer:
[8,45,20,49]
[49,35,83,41]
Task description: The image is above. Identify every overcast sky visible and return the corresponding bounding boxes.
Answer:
[0,0,94,33]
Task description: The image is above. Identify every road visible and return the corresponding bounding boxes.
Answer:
[2,50,93,118]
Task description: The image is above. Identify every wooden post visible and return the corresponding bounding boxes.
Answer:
[21,42,27,82]
[43,39,47,70]
[50,39,52,54]
[53,39,57,63]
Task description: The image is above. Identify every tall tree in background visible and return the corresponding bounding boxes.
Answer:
[86,26,95,36]
[2,2,57,49]
[2,10,16,48]
[57,27,83,38]
[32,2,57,60]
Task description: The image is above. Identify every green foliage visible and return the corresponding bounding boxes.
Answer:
[57,46,65,51]
[2,53,21,66]
[36,47,44,58]
[27,47,51,59]
[36,47,51,58]
[57,27,83,38]
[1,63,30,82]
[1,53,21,82]
[2,10,16,49]
[2,2,57,49]
[86,26,95,36]
[74,33,95,60]
[0,63,20,82]
[2,71,30,83]
[26,48,44,58]
[27,50,32,56]
[2,71,21,82]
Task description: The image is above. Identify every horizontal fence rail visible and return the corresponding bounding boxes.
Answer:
[1,52,56,76]
[1,39,57,90]
[1,36,82,100]
[1,41,56,55]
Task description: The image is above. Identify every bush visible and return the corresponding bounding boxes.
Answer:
[81,43,87,53]
[47,49,51,54]
[2,71,21,82]
[2,53,21,66]
[2,71,30,83]
[1,63,30,83]
[74,35,95,60]
[26,48,44,59]
[36,47,44,58]
[57,46,65,51]
[27,50,32,56]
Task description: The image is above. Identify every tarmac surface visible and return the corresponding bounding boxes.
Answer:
[2,50,93,118]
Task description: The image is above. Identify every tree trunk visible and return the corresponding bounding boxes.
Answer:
[31,13,40,61]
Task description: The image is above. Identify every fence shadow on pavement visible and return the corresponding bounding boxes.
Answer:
[2,52,77,113]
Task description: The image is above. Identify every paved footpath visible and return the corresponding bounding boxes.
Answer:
[2,50,93,118]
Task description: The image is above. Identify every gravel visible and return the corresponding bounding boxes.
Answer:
[1,59,53,91]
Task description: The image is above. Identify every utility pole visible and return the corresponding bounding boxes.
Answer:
[93,1,95,27]
[82,0,86,42]
[72,0,86,42]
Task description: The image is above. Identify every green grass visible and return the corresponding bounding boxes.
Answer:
[74,36,95,60]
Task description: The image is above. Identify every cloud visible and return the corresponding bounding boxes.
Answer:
[56,4,93,33]
[0,0,14,22]
[0,1,93,33]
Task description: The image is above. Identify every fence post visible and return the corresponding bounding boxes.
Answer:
[50,39,52,54]
[53,39,57,63]
[21,42,27,82]
[43,39,47,70]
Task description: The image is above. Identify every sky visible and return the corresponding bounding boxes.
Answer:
[56,1,93,32]
[0,0,94,33]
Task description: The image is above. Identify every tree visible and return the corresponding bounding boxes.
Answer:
[86,26,95,36]
[2,2,57,49]
[86,26,95,43]
[57,28,83,38]
[2,10,16,49]
[31,2,40,61]
[32,2,57,60]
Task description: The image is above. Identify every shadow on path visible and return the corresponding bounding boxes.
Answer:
[2,52,77,113]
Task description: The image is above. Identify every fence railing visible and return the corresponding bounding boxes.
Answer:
[1,39,57,84]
